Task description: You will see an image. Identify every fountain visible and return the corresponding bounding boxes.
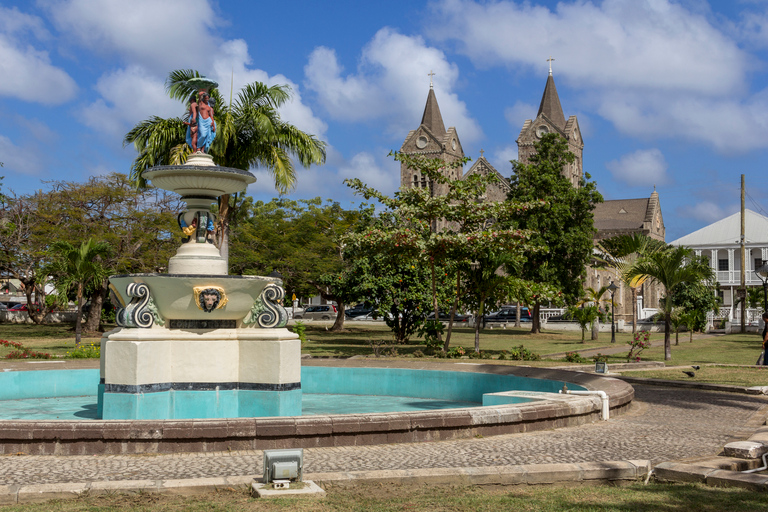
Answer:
[99,152,300,420]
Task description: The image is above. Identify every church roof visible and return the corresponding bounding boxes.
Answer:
[670,209,768,247]
[593,198,654,232]
[462,156,511,192]
[537,74,566,130]
[420,88,446,135]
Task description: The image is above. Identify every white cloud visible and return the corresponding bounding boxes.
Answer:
[0,135,46,176]
[428,0,746,96]
[606,148,669,187]
[491,146,518,173]
[426,0,764,153]
[336,152,399,195]
[42,0,218,72]
[211,40,328,140]
[305,27,482,143]
[677,201,735,224]
[80,66,179,139]
[0,6,77,105]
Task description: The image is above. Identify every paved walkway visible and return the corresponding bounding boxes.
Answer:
[1,384,766,486]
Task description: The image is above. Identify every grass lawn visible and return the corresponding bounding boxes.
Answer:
[2,481,768,511]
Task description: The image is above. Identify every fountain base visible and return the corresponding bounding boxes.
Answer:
[98,327,301,419]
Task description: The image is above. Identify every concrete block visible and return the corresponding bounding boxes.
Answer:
[578,461,638,480]
[524,463,582,484]
[653,462,713,483]
[251,479,325,498]
[17,483,89,503]
[706,470,768,491]
[89,479,158,494]
[723,441,768,459]
[161,477,230,494]
[0,485,16,505]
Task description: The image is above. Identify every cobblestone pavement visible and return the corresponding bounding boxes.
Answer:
[1,385,766,486]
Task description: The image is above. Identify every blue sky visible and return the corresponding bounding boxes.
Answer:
[2,0,768,241]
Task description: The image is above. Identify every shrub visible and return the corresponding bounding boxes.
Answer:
[66,343,100,359]
[564,351,589,363]
[592,353,609,363]
[292,321,307,344]
[497,351,507,360]
[506,345,541,361]
[626,330,651,362]
[412,350,424,358]
[446,346,466,358]
[416,320,445,353]
[0,340,53,359]
[468,350,484,359]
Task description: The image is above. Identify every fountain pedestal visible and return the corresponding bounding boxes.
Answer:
[99,154,301,420]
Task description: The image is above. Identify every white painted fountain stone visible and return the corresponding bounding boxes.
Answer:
[98,153,301,419]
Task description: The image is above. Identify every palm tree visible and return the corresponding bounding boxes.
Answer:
[579,286,611,341]
[626,246,715,360]
[124,69,326,265]
[47,239,112,347]
[595,234,666,332]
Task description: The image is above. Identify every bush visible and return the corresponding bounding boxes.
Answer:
[592,353,609,363]
[468,350,484,359]
[0,340,53,359]
[292,321,307,344]
[564,351,589,363]
[412,350,424,358]
[416,320,444,353]
[446,346,466,358]
[497,351,507,360]
[66,343,100,359]
[506,345,541,361]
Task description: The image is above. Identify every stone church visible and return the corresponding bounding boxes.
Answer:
[399,69,665,324]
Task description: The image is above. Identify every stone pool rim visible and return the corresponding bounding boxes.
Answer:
[0,359,633,456]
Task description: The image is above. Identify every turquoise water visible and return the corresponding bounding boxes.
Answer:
[0,393,483,420]
[0,367,580,420]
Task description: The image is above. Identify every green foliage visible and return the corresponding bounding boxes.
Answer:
[627,245,717,360]
[564,351,589,363]
[504,345,541,361]
[566,304,599,342]
[507,133,603,331]
[592,353,609,363]
[66,343,101,359]
[291,321,307,344]
[416,319,445,353]
[446,346,466,358]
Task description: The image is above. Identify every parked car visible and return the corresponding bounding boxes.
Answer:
[484,307,531,323]
[426,311,471,323]
[8,304,28,311]
[345,303,374,318]
[293,304,337,320]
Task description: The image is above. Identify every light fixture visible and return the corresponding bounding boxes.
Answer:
[607,281,619,344]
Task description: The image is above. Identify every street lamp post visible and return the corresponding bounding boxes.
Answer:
[608,281,619,344]
[755,262,768,315]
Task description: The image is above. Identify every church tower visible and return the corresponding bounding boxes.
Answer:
[400,74,464,197]
[517,62,583,187]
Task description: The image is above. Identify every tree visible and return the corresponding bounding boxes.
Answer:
[566,304,599,343]
[37,174,180,331]
[125,70,327,267]
[345,152,539,351]
[507,133,603,333]
[579,286,611,341]
[626,246,716,360]
[230,197,367,331]
[595,234,667,333]
[46,239,112,347]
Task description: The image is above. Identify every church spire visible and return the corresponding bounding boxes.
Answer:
[420,83,446,135]
[537,67,566,130]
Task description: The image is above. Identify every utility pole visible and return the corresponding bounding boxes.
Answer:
[741,174,746,334]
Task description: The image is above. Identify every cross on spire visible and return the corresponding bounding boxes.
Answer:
[480,149,485,158]
[547,56,555,75]
[428,70,435,88]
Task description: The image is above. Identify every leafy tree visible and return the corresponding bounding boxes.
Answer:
[626,246,716,360]
[38,174,180,331]
[578,286,611,341]
[46,239,112,347]
[230,197,367,330]
[125,70,326,267]
[346,153,539,351]
[507,133,603,333]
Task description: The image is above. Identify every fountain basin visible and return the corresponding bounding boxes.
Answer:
[0,361,634,455]
[109,274,281,325]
